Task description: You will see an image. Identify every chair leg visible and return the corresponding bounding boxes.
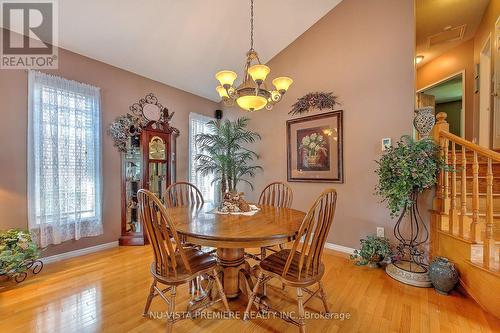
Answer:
[166,286,176,333]
[190,276,200,299]
[318,281,330,314]
[244,271,264,320]
[143,279,157,317]
[296,288,306,333]
[213,268,230,312]
[260,247,266,260]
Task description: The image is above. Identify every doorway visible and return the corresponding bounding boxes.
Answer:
[479,35,492,147]
[417,72,465,138]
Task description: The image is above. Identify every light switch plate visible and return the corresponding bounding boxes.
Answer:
[377,227,385,238]
[381,138,392,151]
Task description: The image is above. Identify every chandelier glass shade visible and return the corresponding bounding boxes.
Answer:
[215,0,293,112]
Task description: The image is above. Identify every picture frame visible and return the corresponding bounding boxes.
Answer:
[287,110,344,183]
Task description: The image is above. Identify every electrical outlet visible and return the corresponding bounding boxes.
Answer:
[377,227,385,238]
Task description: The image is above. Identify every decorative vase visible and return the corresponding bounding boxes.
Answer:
[306,154,320,167]
[428,257,459,295]
[413,107,435,138]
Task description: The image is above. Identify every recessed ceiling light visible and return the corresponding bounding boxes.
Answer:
[415,55,424,64]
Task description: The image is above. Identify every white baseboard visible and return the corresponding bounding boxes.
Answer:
[324,242,356,255]
[39,241,352,265]
[41,241,119,265]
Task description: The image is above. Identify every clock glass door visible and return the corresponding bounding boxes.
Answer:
[146,134,170,203]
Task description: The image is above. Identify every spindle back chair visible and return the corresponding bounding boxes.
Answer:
[245,189,337,333]
[138,189,229,332]
[165,182,204,208]
[255,182,294,261]
[258,181,293,208]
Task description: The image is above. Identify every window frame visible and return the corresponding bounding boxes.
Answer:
[188,112,216,203]
[27,71,103,229]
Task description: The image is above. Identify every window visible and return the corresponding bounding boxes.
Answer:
[189,112,215,203]
[27,71,103,247]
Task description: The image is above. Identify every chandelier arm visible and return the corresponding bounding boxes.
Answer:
[272,92,282,103]
[242,52,253,86]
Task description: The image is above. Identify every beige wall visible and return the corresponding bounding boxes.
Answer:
[226,0,415,249]
[0,34,218,256]
[416,39,474,140]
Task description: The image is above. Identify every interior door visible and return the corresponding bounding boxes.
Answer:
[493,17,500,149]
[480,38,492,148]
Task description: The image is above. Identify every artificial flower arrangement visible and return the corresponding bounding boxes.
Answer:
[299,132,327,167]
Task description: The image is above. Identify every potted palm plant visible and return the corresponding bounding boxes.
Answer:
[195,117,262,202]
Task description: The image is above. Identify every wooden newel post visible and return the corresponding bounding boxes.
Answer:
[432,112,449,212]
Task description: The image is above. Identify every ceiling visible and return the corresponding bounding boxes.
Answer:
[3,0,343,101]
[421,76,463,104]
[416,0,489,67]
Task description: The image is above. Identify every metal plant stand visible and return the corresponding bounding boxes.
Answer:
[385,192,432,287]
[14,259,44,283]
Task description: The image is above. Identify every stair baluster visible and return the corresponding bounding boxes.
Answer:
[484,158,494,269]
[443,138,450,211]
[471,152,480,243]
[450,142,457,235]
[459,146,467,237]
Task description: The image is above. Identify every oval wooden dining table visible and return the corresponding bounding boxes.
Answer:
[166,203,305,299]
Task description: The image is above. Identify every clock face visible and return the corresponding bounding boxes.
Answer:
[148,136,166,160]
[143,103,162,122]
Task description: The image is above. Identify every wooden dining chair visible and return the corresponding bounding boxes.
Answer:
[244,189,337,333]
[165,181,204,208]
[138,189,230,333]
[258,181,293,208]
[164,182,205,247]
[165,182,213,299]
[255,182,294,261]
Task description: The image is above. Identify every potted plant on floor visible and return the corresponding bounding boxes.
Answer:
[0,229,42,283]
[375,135,449,287]
[195,117,262,203]
[350,235,392,268]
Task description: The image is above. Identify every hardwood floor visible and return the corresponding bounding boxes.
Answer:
[1,246,499,333]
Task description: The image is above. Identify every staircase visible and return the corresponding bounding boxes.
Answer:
[430,112,500,318]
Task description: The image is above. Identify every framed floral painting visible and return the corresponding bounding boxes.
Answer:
[287,110,344,183]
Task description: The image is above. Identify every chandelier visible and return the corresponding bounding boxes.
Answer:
[215,0,293,112]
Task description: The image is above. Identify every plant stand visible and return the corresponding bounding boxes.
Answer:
[385,193,432,287]
[13,259,44,283]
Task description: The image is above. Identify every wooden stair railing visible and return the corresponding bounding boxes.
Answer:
[432,112,500,271]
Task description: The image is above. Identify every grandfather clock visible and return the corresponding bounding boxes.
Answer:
[117,94,179,246]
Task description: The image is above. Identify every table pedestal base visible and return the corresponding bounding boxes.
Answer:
[216,248,250,298]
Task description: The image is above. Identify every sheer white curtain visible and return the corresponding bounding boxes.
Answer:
[189,112,215,203]
[28,70,103,247]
